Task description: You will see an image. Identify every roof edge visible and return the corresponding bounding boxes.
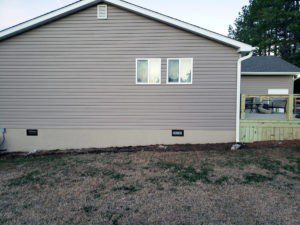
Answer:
[0,0,99,40]
[0,0,253,52]
[106,0,252,52]
[242,72,300,76]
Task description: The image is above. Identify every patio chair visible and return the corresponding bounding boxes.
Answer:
[245,97,261,113]
[245,97,254,112]
[270,99,287,113]
[257,104,272,114]
[253,97,261,112]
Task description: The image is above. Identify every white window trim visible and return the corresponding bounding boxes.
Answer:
[136,58,161,85]
[167,58,193,84]
[97,4,108,19]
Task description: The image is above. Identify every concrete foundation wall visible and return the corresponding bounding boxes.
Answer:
[1,129,235,152]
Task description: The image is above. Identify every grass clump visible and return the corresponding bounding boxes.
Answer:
[283,157,300,175]
[103,211,123,225]
[178,166,213,183]
[283,164,299,175]
[146,176,165,190]
[156,161,214,183]
[80,167,125,180]
[102,169,125,180]
[0,156,61,166]
[243,173,273,184]
[0,156,66,171]
[224,155,282,172]
[112,185,140,194]
[90,189,102,199]
[156,161,183,171]
[256,157,282,172]
[82,205,98,214]
[0,218,9,224]
[214,176,230,185]
[6,171,45,187]
[80,167,102,177]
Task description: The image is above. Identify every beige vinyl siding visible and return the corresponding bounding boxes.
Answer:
[241,75,294,94]
[0,4,238,130]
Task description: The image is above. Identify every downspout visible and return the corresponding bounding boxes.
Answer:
[236,51,253,143]
[0,128,6,151]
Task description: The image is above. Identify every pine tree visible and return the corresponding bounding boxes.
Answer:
[229,0,300,66]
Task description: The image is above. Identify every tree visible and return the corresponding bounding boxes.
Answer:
[229,0,300,67]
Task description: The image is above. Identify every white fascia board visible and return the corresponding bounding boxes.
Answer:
[0,0,253,52]
[242,72,300,75]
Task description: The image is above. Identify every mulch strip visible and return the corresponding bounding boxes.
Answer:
[0,140,299,159]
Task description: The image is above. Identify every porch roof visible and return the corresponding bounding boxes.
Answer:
[242,56,300,75]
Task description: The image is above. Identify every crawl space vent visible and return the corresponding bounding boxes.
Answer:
[97,5,107,19]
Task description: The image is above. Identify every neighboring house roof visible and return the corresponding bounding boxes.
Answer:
[0,0,253,52]
[242,56,300,75]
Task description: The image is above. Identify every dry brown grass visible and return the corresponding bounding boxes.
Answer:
[0,147,299,225]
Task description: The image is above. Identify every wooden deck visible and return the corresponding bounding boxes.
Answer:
[240,94,300,143]
[244,113,298,120]
[240,120,300,143]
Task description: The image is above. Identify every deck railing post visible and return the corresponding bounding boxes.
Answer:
[241,94,246,120]
[287,94,294,121]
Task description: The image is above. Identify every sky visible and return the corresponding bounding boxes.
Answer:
[0,0,249,36]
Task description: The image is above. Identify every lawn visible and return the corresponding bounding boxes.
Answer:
[0,146,299,225]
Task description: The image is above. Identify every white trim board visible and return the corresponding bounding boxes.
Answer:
[0,0,253,52]
[268,89,289,94]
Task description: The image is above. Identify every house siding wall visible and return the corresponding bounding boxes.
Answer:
[0,4,238,135]
[241,75,294,94]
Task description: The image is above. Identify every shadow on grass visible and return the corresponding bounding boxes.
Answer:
[112,185,141,194]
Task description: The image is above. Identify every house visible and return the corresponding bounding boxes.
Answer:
[241,56,300,94]
[0,0,258,152]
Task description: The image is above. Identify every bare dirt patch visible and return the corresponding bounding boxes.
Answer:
[0,146,299,225]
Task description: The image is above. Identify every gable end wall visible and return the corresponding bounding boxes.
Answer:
[0,4,239,150]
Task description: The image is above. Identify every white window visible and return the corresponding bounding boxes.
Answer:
[167,58,193,84]
[136,59,161,84]
[97,4,107,19]
[268,89,289,94]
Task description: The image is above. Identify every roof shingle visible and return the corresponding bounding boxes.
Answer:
[242,56,300,73]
